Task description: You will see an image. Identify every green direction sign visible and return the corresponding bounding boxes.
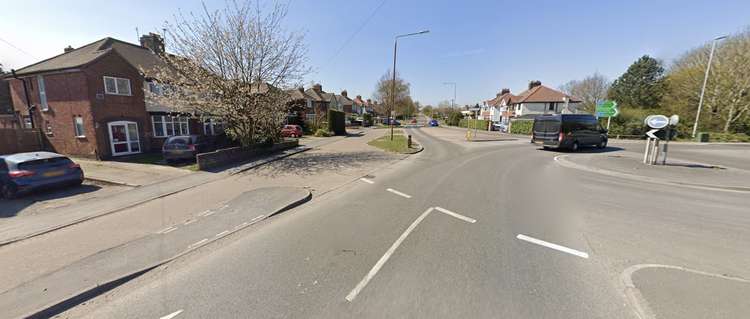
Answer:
[596,100,619,118]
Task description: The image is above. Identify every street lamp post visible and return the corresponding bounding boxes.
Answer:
[443,82,456,109]
[390,30,429,140]
[692,35,727,138]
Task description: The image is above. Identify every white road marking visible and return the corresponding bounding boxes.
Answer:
[199,210,215,217]
[215,230,230,238]
[160,309,183,319]
[360,178,375,184]
[183,219,196,225]
[386,188,412,199]
[156,226,177,234]
[235,222,249,230]
[346,207,434,302]
[516,234,589,259]
[188,238,209,249]
[553,155,563,162]
[219,204,229,210]
[434,207,477,223]
[250,214,265,222]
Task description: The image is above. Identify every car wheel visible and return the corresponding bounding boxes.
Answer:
[571,141,579,152]
[598,139,607,149]
[1,184,17,200]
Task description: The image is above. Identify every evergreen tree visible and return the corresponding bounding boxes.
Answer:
[609,55,666,108]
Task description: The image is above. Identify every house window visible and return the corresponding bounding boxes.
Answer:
[203,118,224,136]
[152,115,189,137]
[103,76,132,96]
[37,75,48,111]
[548,103,556,111]
[45,120,53,135]
[74,116,85,137]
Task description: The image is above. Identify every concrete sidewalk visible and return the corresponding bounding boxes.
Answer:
[556,151,750,192]
[74,157,192,187]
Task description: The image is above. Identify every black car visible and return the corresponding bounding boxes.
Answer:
[162,135,214,162]
[531,114,608,151]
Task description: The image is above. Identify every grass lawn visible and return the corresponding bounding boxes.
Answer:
[115,152,199,171]
[367,133,421,154]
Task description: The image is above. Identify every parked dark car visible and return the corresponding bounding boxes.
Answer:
[281,125,303,138]
[383,119,401,126]
[532,114,608,151]
[163,135,214,162]
[429,119,439,126]
[0,152,84,199]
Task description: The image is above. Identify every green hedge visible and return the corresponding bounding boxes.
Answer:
[510,119,533,135]
[458,119,490,130]
[327,109,346,136]
[363,113,373,127]
[707,132,750,142]
[447,112,462,126]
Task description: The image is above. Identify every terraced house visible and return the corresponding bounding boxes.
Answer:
[5,33,223,159]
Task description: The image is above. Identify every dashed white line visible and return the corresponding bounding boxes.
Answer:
[199,210,215,217]
[215,230,230,238]
[386,188,412,199]
[360,178,375,184]
[188,238,209,249]
[516,234,589,259]
[346,207,434,302]
[250,214,265,222]
[156,226,177,234]
[160,309,183,319]
[434,207,477,223]
[235,222,250,230]
[183,219,196,225]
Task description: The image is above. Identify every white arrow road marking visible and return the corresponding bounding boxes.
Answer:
[434,207,476,223]
[386,188,412,198]
[346,207,434,302]
[646,129,659,139]
[360,178,375,184]
[160,309,183,319]
[516,234,589,259]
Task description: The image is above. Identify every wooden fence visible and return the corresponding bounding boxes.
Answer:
[0,128,44,155]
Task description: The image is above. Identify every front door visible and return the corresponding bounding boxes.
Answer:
[108,121,141,156]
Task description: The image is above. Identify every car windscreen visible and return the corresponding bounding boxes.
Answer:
[17,157,72,170]
[166,137,190,145]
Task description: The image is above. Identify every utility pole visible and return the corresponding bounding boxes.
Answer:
[692,35,727,138]
[390,30,429,140]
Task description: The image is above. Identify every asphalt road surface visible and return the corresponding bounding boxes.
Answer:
[64,127,750,319]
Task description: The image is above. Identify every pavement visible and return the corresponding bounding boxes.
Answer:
[5,124,750,319]
[73,157,193,187]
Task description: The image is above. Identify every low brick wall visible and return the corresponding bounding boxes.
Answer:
[196,140,299,171]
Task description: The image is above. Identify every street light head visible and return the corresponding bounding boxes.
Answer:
[715,35,728,41]
[418,30,430,34]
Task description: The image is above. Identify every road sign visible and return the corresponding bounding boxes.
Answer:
[646,129,660,139]
[595,100,619,118]
[669,114,680,126]
[645,115,669,129]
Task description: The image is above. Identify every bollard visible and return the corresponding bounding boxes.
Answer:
[408,135,412,148]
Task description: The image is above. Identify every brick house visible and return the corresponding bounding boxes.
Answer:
[336,90,354,115]
[6,34,218,159]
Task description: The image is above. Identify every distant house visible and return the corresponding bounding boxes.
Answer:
[336,90,354,115]
[484,81,581,125]
[5,33,226,159]
[483,88,516,125]
[304,83,331,124]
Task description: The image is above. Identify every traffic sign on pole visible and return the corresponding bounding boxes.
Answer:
[595,100,619,118]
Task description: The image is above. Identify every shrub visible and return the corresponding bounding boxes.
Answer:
[363,113,373,127]
[314,128,332,137]
[510,119,533,135]
[459,119,490,130]
[709,132,750,142]
[447,111,462,126]
[327,109,346,135]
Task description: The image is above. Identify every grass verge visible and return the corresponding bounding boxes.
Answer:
[367,133,421,154]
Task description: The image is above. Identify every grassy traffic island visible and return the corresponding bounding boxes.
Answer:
[367,130,422,154]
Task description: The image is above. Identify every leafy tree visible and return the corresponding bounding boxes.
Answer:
[560,73,611,113]
[609,55,666,108]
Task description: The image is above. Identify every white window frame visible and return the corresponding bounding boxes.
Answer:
[203,118,224,136]
[152,115,190,137]
[103,76,132,96]
[74,116,85,137]
[37,75,49,111]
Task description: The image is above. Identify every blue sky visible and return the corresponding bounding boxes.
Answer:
[2,0,749,106]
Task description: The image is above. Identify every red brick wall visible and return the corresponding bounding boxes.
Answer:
[84,51,151,159]
[9,70,98,157]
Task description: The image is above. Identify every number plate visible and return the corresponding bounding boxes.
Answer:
[43,170,64,177]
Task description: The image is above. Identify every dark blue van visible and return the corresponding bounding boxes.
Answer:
[0,152,84,199]
[532,114,608,151]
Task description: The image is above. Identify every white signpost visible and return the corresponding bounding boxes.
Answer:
[643,114,678,165]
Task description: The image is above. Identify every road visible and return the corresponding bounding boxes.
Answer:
[62,126,750,319]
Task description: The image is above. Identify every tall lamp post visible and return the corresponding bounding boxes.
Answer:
[442,82,456,109]
[692,35,727,138]
[390,30,429,140]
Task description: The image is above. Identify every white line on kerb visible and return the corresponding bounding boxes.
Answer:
[250,214,265,222]
[215,230,230,238]
[346,207,434,302]
[360,178,375,184]
[434,207,477,223]
[386,188,412,198]
[516,234,589,259]
[188,238,209,249]
[235,222,249,230]
[160,309,183,319]
[156,226,177,234]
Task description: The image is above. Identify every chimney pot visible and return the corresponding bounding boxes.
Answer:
[312,83,322,92]
[528,81,542,90]
[140,32,165,55]
[341,90,347,97]
[64,45,74,53]
[501,88,510,95]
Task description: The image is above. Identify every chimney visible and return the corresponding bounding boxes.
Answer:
[312,83,322,93]
[356,95,362,100]
[140,32,165,55]
[64,46,74,53]
[341,90,348,97]
[528,80,542,90]
[501,88,510,95]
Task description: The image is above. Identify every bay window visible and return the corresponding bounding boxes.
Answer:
[152,115,190,137]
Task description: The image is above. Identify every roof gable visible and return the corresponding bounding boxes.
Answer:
[513,85,581,104]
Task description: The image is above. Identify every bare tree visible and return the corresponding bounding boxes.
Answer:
[373,69,411,117]
[560,73,611,113]
[146,1,309,146]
